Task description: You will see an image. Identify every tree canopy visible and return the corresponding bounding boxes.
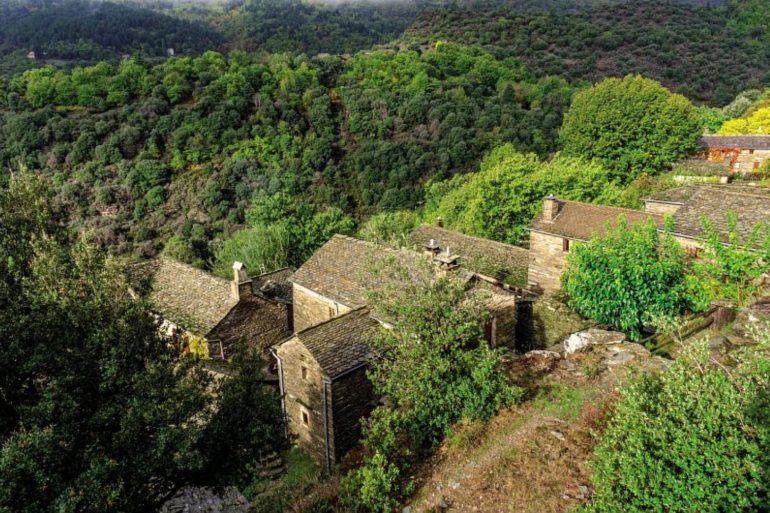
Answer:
[560,75,702,181]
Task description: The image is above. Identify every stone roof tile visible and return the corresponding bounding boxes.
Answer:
[530,200,663,241]
[295,308,379,379]
[700,135,770,150]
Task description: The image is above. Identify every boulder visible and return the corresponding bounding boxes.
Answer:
[563,329,625,355]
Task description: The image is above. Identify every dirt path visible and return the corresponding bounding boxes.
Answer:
[407,346,660,513]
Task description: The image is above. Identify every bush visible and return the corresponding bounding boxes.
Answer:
[211,224,290,278]
[562,217,690,340]
[582,342,770,513]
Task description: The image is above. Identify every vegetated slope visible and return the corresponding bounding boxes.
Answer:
[215,0,428,56]
[0,0,223,61]
[403,0,770,105]
[0,45,572,263]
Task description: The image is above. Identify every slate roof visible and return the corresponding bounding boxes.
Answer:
[253,267,294,304]
[407,224,530,286]
[700,135,770,150]
[530,200,664,241]
[131,257,238,335]
[649,185,770,243]
[295,308,379,379]
[290,235,424,308]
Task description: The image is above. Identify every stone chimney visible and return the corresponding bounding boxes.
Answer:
[231,261,252,300]
[436,217,444,228]
[424,238,442,259]
[434,246,460,276]
[543,195,561,222]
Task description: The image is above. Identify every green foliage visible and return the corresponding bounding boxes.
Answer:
[0,175,214,512]
[560,75,702,181]
[402,0,770,105]
[688,211,770,307]
[698,105,727,133]
[358,210,421,246]
[722,89,763,119]
[426,145,614,244]
[341,260,521,510]
[562,217,690,340]
[196,340,285,487]
[582,342,770,513]
[1,45,568,261]
[212,223,291,278]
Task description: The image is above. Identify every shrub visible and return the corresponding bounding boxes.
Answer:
[583,342,770,513]
[562,217,690,340]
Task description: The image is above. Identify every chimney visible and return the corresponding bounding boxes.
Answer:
[436,217,444,228]
[703,127,710,136]
[424,238,442,259]
[434,246,460,276]
[543,195,561,222]
[231,261,252,300]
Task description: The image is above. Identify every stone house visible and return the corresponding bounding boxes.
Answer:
[529,184,770,293]
[645,184,770,252]
[527,196,663,294]
[130,257,293,379]
[278,231,529,467]
[700,135,770,173]
[273,308,378,471]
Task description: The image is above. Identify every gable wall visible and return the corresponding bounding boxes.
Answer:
[277,337,330,465]
[527,230,573,294]
[292,283,352,332]
[645,200,683,216]
[735,149,770,172]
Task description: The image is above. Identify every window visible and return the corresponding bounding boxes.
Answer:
[301,366,308,380]
[754,162,760,170]
[749,149,755,155]
[328,306,336,318]
[562,238,570,252]
[302,411,309,426]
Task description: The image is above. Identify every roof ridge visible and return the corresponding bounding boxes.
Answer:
[557,199,663,219]
[415,224,527,253]
[295,306,371,337]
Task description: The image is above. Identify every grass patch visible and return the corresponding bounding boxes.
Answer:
[447,420,487,450]
[248,447,326,513]
[532,384,595,420]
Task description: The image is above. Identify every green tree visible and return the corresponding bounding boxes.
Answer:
[212,223,291,278]
[583,341,770,513]
[358,210,421,246]
[560,75,702,181]
[562,217,689,340]
[689,211,770,308]
[426,145,613,244]
[341,259,520,510]
[0,178,213,512]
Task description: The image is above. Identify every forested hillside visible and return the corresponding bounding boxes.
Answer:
[403,0,770,104]
[0,0,222,63]
[0,45,572,264]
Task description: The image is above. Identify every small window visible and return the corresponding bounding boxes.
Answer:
[562,238,570,252]
[328,306,336,318]
[301,410,309,426]
[749,149,755,155]
[301,366,308,380]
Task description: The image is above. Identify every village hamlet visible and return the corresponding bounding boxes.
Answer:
[131,181,770,476]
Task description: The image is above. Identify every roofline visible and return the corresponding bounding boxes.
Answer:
[644,198,685,206]
[528,227,589,243]
[413,223,528,254]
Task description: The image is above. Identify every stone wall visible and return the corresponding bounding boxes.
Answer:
[735,149,770,172]
[329,368,375,463]
[277,337,329,465]
[292,284,352,332]
[527,231,572,294]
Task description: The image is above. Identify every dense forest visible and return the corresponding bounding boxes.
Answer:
[0,44,572,265]
[403,0,770,104]
[0,0,223,63]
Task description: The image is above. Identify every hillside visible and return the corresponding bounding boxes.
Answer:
[0,45,572,263]
[402,0,770,104]
[0,0,223,62]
